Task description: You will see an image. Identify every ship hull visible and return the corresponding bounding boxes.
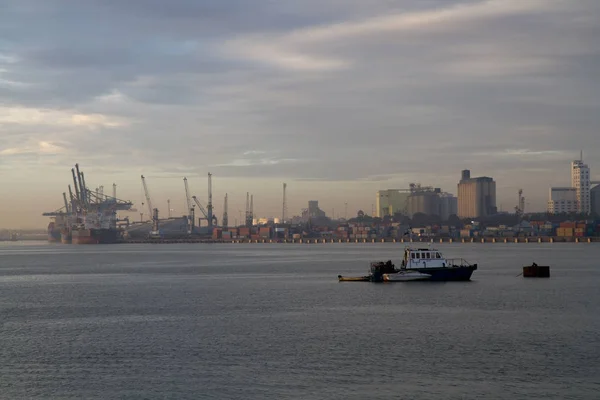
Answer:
[47,225,61,243]
[61,230,72,244]
[71,228,119,244]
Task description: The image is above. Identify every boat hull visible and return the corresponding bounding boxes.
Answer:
[410,265,477,281]
[60,230,72,244]
[383,272,431,281]
[47,223,61,243]
[338,275,370,282]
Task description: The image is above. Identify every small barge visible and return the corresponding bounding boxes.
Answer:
[522,263,550,278]
[338,247,477,282]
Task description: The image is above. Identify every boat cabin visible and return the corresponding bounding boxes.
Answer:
[402,248,448,269]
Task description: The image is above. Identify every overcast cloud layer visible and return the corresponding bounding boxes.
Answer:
[1,0,599,227]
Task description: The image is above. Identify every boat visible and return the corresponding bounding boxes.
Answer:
[337,247,477,282]
[392,247,477,281]
[383,271,431,281]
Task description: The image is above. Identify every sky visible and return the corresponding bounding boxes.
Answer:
[1,0,599,228]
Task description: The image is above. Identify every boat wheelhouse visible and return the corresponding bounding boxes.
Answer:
[401,248,449,269]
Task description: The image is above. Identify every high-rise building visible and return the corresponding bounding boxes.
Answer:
[457,170,496,218]
[376,190,411,217]
[547,187,578,214]
[571,157,591,214]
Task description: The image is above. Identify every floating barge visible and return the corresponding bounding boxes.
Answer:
[523,263,550,278]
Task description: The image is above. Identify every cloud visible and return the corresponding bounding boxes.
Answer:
[0,140,65,156]
[222,0,566,71]
[0,107,130,128]
[0,0,599,227]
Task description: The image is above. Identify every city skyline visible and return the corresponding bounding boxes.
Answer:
[1,0,600,228]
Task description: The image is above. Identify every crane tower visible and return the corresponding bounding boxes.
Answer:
[282,183,287,224]
[207,173,213,229]
[223,194,229,228]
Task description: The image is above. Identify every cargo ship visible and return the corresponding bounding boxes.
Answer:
[42,164,134,244]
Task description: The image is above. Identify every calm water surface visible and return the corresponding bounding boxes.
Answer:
[1,242,599,399]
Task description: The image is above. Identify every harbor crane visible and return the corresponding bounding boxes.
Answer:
[207,173,214,229]
[192,196,218,227]
[183,177,194,231]
[141,175,153,221]
[222,194,228,228]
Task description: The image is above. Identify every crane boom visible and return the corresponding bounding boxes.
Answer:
[141,175,153,218]
[71,168,80,202]
[63,192,70,213]
[191,196,209,219]
[183,177,192,216]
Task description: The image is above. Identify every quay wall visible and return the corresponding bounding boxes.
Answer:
[121,236,600,244]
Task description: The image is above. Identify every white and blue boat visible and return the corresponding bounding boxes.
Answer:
[338,247,477,282]
[385,247,477,282]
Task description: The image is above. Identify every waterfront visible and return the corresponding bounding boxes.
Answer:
[1,243,599,399]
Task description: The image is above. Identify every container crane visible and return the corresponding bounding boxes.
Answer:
[140,175,153,221]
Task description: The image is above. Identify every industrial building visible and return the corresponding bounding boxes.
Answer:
[376,186,457,219]
[457,170,497,219]
[376,190,411,217]
[301,200,326,221]
[439,192,459,220]
[406,184,440,217]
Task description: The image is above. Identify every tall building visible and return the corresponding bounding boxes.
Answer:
[376,190,411,217]
[547,187,578,214]
[457,170,496,218]
[591,184,600,215]
[571,157,591,214]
